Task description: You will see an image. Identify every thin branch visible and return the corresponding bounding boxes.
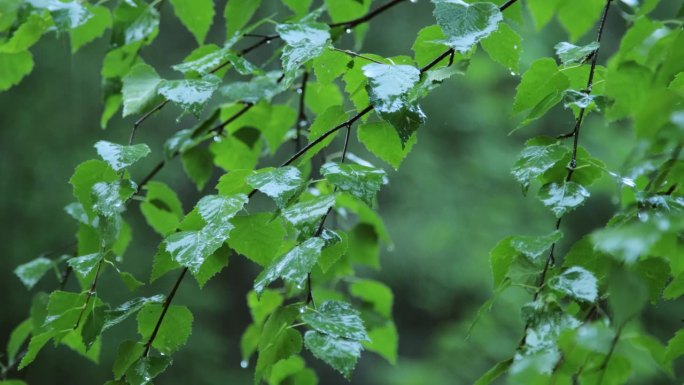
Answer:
[516,0,614,354]
[499,0,520,12]
[74,259,104,329]
[295,71,309,151]
[143,267,188,357]
[130,100,170,144]
[329,0,407,29]
[332,48,384,64]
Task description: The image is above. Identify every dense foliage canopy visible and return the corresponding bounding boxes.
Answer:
[1,0,684,384]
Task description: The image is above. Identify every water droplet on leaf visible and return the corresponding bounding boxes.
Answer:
[345,28,352,34]
[240,360,248,369]
[298,120,308,128]
[296,88,303,94]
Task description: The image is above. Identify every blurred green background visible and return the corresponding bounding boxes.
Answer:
[1,1,681,384]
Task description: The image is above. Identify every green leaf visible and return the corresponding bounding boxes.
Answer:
[197,194,248,225]
[7,319,32,364]
[113,340,145,379]
[137,304,193,354]
[473,358,513,385]
[181,146,214,190]
[321,162,385,205]
[555,41,599,65]
[608,267,648,326]
[114,2,160,46]
[276,18,331,84]
[174,46,258,77]
[44,290,88,332]
[512,58,569,125]
[216,170,254,196]
[281,194,336,236]
[229,213,286,266]
[95,141,151,172]
[0,14,49,53]
[27,0,92,30]
[298,106,348,164]
[14,257,54,289]
[302,301,368,341]
[67,253,101,283]
[125,356,172,385]
[362,63,420,113]
[247,167,305,209]
[254,237,325,296]
[412,25,449,68]
[169,0,214,44]
[304,331,362,380]
[140,181,184,236]
[248,290,284,326]
[70,5,112,53]
[91,179,137,218]
[103,295,165,332]
[433,0,503,53]
[0,51,34,91]
[269,355,305,385]
[194,243,231,287]
[349,279,393,318]
[255,306,302,385]
[318,229,347,273]
[224,0,261,38]
[363,322,398,365]
[164,223,233,275]
[304,81,344,115]
[548,266,598,303]
[18,331,54,370]
[557,0,605,42]
[666,329,684,362]
[313,48,350,84]
[70,160,119,218]
[591,221,661,264]
[480,23,522,72]
[121,63,162,117]
[220,71,285,104]
[158,76,220,117]
[357,121,416,170]
[538,181,590,218]
[526,0,559,30]
[489,236,515,288]
[511,139,569,189]
[511,230,563,265]
[210,134,260,171]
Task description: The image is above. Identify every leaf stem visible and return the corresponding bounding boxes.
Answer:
[332,48,384,64]
[143,267,188,357]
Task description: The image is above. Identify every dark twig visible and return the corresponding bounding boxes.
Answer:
[499,0,519,12]
[296,71,309,151]
[74,259,104,329]
[143,267,188,357]
[332,48,384,64]
[516,0,613,353]
[329,0,407,29]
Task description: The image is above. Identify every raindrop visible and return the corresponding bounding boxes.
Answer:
[296,284,303,290]
[298,120,308,128]
[266,40,271,44]
[621,177,636,188]
[513,44,518,49]
[345,28,352,34]
[638,210,649,222]
[296,88,303,94]
[240,360,249,369]
[510,71,516,76]
[213,135,221,142]
[299,307,306,314]
[410,0,418,3]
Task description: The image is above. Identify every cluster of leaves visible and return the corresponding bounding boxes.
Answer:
[2,0,684,385]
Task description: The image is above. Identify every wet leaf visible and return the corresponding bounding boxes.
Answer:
[254,238,325,296]
[301,300,368,341]
[94,141,151,171]
[433,0,503,53]
[321,162,385,205]
[158,76,220,116]
[555,41,599,65]
[246,167,305,208]
[548,266,598,302]
[538,181,590,218]
[304,331,362,380]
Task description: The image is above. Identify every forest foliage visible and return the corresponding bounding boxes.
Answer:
[1,0,684,384]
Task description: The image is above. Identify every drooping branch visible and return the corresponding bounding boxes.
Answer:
[517,0,614,353]
[143,267,188,357]
[295,71,309,151]
[329,0,407,29]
